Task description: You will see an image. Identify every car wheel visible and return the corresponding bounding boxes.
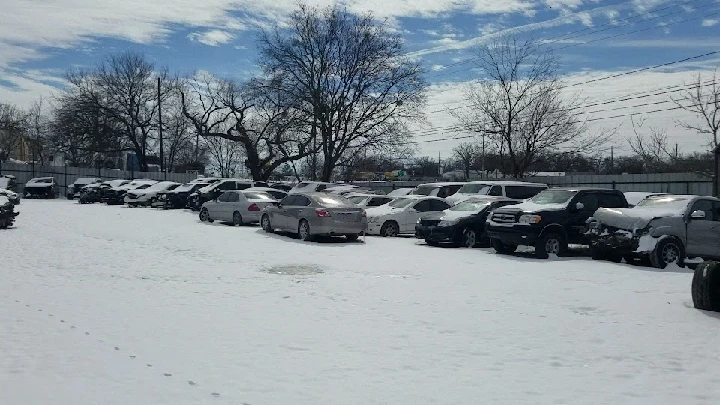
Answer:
[535,233,566,259]
[261,214,274,233]
[232,211,242,226]
[692,261,720,311]
[345,234,359,241]
[590,245,605,261]
[491,239,517,254]
[461,228,477,248]
[426,240,440,247]
[298,219,313,241]
[380,221,399,237]
[650,238,685,269]
[199,208,210,222]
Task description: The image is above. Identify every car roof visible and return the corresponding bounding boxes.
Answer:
[29,177,54,181]
[416,182,466,187]
[245,187,285,192]
[462,180,548,186]
[547,187,619,192]
[395,195,444,200]
[463,196,517,202]
[345,193,392,198]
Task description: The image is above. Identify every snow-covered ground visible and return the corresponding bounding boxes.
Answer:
[2,200,720,405]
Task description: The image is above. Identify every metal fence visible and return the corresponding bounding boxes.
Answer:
[353,172,715,196]
[0,161,198,196]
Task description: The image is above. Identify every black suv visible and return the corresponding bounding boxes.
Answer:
[485,187,628,259]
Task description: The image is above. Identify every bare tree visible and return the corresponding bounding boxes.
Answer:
[672,68,720,194]
[203,136,243,178]
[161,88,197,172]
[627,116,676,172]
[452,37,609,178]
[26,97,50,165]
[258,5,426,181]
[0,103,26,162]
[453,142,480,179]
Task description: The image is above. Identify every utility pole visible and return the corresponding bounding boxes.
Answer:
[157,77,164,174]
[481,131,486,177]
[438,151,441,178]
[610,146,614,174]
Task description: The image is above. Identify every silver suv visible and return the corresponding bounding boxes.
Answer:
[587,195,720,268]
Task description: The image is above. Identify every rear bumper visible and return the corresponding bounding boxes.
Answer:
[311,220,367,236]
[242,212,263,223]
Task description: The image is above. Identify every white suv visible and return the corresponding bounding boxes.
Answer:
[445,181,547,205]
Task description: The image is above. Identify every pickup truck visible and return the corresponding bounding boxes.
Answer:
[486,187,629,259]
[587,194,720,269]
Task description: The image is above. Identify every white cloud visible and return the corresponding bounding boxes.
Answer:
[702,19,719,27]
[188,29,234,46]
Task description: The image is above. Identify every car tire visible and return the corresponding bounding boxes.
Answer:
[345,234,359,241]
[650,238,685,269]
[199,208,210,222]
[692,261,720,312]
[298,219,313,241]
[232,211,242,226]
[590,245,605,261]
[461,228,477,248]
[380,221,399,237]
[261,214,274,233]
[535,233,566,259]
[491,239,517,254]
[426,240,440,247]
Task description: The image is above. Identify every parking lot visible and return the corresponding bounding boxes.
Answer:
[3,199,720,405]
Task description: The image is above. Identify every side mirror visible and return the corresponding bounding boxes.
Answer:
[575,202,585,211]
[691,210,706,220]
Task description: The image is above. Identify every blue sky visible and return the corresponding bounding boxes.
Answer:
[2,0,720,159]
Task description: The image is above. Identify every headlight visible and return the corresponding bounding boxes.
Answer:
[519,214,542,224]
[368,217,379,223]
[634,226,651,236]
[438,219,460,227]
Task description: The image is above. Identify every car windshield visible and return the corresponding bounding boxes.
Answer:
[450,201,491,211]
[134,184,152,190]
[636,196,693,207]
[31,178,53,184]
[315,195,351,207]
[457,184,491,194]
[174,183,195,192]
[530,190,577,204]
[389,198,416,208]
[244,191,273,200]
[410,186,436,196]
[347,196,368,204]
[145,183,172,191]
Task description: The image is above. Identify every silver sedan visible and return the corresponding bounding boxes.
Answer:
[200,190,278,225]
[260,192,367,241]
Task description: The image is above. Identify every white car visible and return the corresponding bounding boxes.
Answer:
[445,181,548,205]
[345,193,395,208]
[409,182,465,199]
[289,181,336,194]
[387,188,413,197]
[245,187,288,200]
[0,188,20,205]
[105,179,157,205]
[124,181,180,207]
[199,190,278,225]
[366,195,451,237]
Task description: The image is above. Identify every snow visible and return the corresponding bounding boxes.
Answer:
[0,195,8,205]
[3,200,720,405]
[594,199,692,231]
[507,200,568,212]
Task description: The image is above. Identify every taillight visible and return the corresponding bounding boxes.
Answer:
[315,208,332,217]
[248,203,260,211]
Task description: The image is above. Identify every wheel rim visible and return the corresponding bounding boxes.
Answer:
[545,238,561,255]
[386,223,398,237]
[233,213,240,225]
[200,210,208,221]
[464,229,476,248]
[300,222,309,239]
[262,216,269,230]
[661,242,680,265]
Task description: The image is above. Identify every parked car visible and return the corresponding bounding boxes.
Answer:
[0,195,19,229]
[486,187,628,259]
[244,187,288,200]
[0,187,20,205]
[67,177,102,200]
[623,192,671,208]
[79,183,104,204]
[0,175,18,192]
[409,182,465,199]
[23,177,59,199]
[387,188,413,197]
[103,179,157,205]
[415,197,519,248]
[445,181,548,205]
[98,179,130,201]
[124,181,180,207]
[200,190,278,225]
[288,181,336,194]
[158,182,212,209]
[345,193,394,208]
[325,184,362,195]
[366,195,451,237]
[188,179,269,210]
[587,194,720,269]
[269,182,294,192]
[260,192,367,241]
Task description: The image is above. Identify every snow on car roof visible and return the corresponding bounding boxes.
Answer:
[73,177,101,185]
[462,180,548,186]
[25,177,55,187]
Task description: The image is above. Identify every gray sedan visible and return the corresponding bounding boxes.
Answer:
[260,192,367,241]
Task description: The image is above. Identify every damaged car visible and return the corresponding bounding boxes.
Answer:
[0,195,19,229]
[23,177,59,199]
[587,195,720,269]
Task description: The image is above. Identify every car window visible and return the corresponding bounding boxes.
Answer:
[235,183,251,190]
[295,196,312,206]
[691,200,714,221]
[457,183,491,194]
[315,194,351,207]
[575,193,599,212]
[714,202,720,222]
[217,181,232,190]
[437,187,449,198]
[244,191,273,200]
[227,192,240,202]
[269,191,286,199]
[348,196,367,204]
[316,184,328,191]
[447,185,463,196]
[389,198,415,208]
[488,186,503,196]
[598,193,626,208]
[280,195,296,206]
[368,197,391,207]
[217,191,232,202]
[413,200,431,212]
[411,186,435,196]
[255,182,269,188]
[430,199,451,211]
[505,186,546,200]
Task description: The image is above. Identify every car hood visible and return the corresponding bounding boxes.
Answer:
[593,206,685,230]
[422,210,475,222]
[366,205,403,217]
[495,200,567,214]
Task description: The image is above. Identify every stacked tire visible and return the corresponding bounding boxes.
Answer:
[692,261,720,312]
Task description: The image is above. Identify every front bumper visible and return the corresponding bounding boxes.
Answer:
[486,224,540,247]
[587,228,641,255]
[366,221,383,235]
[415,224,458,243]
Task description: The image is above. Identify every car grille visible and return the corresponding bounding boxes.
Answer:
[420,219,441,226]
[491,213,517,223]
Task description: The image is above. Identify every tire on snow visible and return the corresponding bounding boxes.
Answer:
[692,261,720,312]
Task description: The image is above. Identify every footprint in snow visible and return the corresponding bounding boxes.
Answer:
[188,380,197,386]
[71,326,76,329]
[60,320,65,323]
[211,393,220,397]
[85,332,89,335]
[164,373,172,377]
[114,347,119,350]
[38,309,42,312]
[129,355,136,359]
[147,364,153,367]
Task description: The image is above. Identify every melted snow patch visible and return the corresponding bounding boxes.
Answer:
[263,264,325,276]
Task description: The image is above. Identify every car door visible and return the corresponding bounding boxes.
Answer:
[286,195,312,232]
[686,199,718,257]
[208,191,230,218]
[404,199,432,232]
[223,191,241,221]
[568,192,600,242]
[274,195,296,230]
